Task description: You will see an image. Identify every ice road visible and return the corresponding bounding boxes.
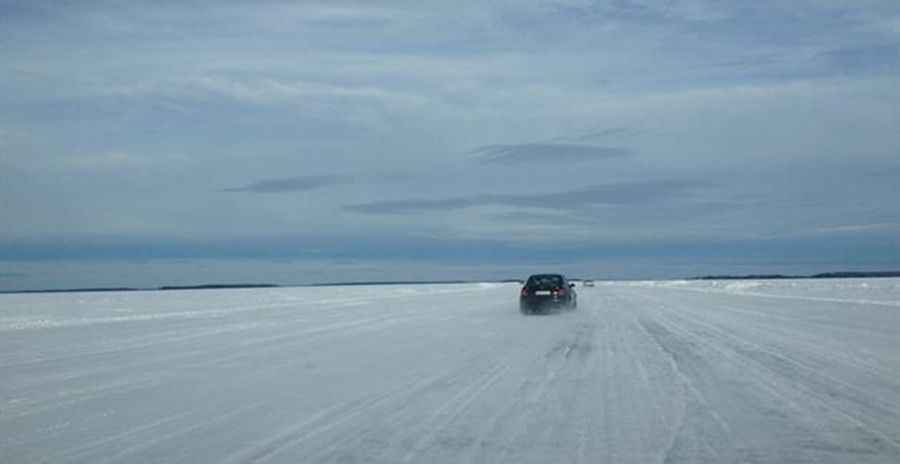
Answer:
[2,279,899,463]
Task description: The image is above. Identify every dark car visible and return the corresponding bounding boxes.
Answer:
[520,274,577,313]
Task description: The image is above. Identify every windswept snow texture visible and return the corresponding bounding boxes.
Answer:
[2,279,900,463]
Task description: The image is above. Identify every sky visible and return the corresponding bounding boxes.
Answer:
[1,0,899,288]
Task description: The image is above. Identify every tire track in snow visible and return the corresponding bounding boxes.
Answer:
[0,285,497,333]
[47,410,193,463]
[634,289,900,461]
[673,310,900,457]
[470,326,586,463]
[222,355,502,464]
[3,286,512,461]
[399,362,510,463]
[286,293,518,463]
[638,316,739,463]
[651,284,900,308]
[2,287,482,371]
[3,291,485,414]
[2,374,166,420]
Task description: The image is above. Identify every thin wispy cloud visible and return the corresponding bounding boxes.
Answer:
[572,127,641,140]
[471,143,632,165]
[489,211,599,226]
[812,223,900,235]
[821,44,900,73]
[222,175,345,193]
[543,128,642,143]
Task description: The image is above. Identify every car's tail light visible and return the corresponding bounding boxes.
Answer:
[557,287,566,295]
[520,287,528,296]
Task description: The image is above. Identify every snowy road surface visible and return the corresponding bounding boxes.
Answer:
[2,279,899,463]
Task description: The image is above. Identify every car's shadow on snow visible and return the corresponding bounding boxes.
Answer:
[520,306,577,316]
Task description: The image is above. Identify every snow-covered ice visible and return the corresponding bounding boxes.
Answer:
[2,279,899,463]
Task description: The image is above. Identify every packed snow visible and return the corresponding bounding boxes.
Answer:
[2,279,899,463]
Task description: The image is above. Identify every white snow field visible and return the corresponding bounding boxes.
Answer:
[2,279,899,463]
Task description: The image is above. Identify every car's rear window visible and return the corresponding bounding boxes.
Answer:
[526,275,563,288]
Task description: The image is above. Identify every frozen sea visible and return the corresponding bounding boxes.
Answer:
[2,278,899,463]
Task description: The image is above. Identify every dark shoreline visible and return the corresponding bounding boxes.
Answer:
[692,271,900,280]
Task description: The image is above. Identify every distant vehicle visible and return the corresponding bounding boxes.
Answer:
[583,280,595,287]
[520,274,577,314]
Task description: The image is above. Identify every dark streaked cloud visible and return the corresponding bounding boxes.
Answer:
[345,180,703,214]
[222,175,345,193]
[571,127,642,141]
[472,143,632,164]
[345,198,475,215]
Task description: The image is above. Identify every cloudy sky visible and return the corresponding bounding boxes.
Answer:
[2,0,899,287]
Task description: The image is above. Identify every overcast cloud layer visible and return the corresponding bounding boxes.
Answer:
[1,0,899,284]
